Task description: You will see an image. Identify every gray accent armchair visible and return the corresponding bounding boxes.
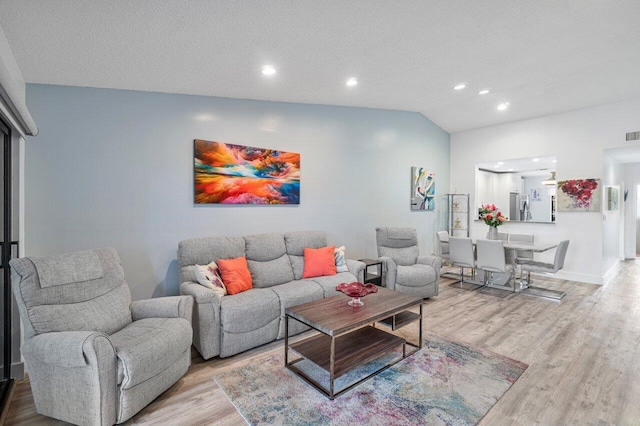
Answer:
[375,227,441,298]
[10,247,193,425]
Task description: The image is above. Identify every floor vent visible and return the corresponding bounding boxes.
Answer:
[626,131,640,142]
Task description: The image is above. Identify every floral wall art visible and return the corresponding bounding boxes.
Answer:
[194,139,300,204]
[411,167,435,210]
[557,178,601,212]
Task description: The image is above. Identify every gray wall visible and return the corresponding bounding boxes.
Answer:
[25,84,450,300]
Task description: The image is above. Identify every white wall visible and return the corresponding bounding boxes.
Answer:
[451,97,640,284]
[601,151,623,276]
[25,84,450,300]
[623,163,640,259]
[0,24,25,105]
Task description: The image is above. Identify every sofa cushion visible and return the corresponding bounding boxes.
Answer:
[193,260,227,297]
[379,246,419,266]
[247,254,295,288]
[10,247,133,338]
[284,231,327,280]
[396,264,436,287]
[310,271,359,298]
[244,233,286,261]
[269,280,324,339]
[302,246,337,278]
[219,288,280,334]
[245,233,295,287]
[110,317,192,390]
[178,236,246,284]
[218,257,253,295]
[334,246,349,273]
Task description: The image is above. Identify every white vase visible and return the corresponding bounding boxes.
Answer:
[487,226,499,240]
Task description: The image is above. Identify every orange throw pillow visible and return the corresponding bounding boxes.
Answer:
[218,256,253,295]
[303,246,337,278]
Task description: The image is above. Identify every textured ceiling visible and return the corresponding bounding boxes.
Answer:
[1,0,640,133]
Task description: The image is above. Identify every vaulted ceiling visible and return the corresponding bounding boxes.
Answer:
[1,0,639,133]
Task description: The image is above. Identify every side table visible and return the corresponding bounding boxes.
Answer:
[359,258,383,286]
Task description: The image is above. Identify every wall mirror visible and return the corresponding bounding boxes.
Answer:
[475,155,556,223]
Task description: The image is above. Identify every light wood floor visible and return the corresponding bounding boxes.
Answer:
[5,261,640,425]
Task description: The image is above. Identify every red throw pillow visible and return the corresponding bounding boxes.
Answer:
[218,256,253,295]
[303,246,337,278]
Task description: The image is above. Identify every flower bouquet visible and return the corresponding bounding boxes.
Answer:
[478,204,508,227]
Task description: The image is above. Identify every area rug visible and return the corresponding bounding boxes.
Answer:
[213,333,527,425]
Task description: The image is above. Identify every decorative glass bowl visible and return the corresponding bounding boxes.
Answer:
[335,282,378,306]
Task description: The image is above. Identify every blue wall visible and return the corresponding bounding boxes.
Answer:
[25,84,450,300]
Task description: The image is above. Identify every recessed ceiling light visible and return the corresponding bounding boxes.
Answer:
[346,77,358,87]
[497,102,509,111]
[497,162,504,165]
[479,89,490,95]
[261,65,276,75]
[454,84,466,90]
[493,165,500,168]
[552,159,557,163]
[532,158,540,162]
[508,168,514,171]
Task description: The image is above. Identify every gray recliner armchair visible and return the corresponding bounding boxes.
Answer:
[375,227,442,298]
[10,247,194,425]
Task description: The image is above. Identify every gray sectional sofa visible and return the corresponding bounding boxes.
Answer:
[178,230,365,359]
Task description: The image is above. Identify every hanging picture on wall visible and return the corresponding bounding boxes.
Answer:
[531,188,542,201]
[194,139,300,204]
[411,167,435,210]
[557,178,601,212]
[606,186,619,211]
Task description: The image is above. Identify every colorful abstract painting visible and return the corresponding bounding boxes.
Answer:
[411,166,435,210]
[557,178,601,212]
[194,139,300,204]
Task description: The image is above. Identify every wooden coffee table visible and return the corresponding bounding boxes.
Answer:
[284,287,423,399]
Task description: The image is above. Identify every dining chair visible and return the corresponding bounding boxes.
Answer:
[508,233,534,265]
[518,240,570,285]
[436,231,450,261]
[476,239,514,288]
[448,237,475,287]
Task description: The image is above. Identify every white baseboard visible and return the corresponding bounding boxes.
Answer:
[550,270,603,285]
[602,259,621,285]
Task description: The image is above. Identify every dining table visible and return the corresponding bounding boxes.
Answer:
[466,240,559,297]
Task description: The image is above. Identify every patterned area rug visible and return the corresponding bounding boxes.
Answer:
[213,333,527,425]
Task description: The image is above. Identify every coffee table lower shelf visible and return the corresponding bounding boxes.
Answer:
[286,325,405,399]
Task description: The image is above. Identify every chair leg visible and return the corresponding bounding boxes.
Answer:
[459,266,464,287]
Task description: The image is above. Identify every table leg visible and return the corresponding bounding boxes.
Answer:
[284,315,289,366]
[419,303,423,349]
[329,337,335,399]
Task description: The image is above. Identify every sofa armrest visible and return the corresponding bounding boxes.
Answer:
[180,281,223,360]
[131,296,194,323]
[180,281,222,303]
[417,254,442,285]
[23,331,114,368]
[345,259,365,280]
[22,331,118,425]
[417,255,442,269]
[378,256,397,290]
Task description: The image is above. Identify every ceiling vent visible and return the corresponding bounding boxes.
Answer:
[626,131,640,142]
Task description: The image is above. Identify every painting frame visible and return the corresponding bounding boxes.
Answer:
[194,139,300,205]
[411,166,435,210]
